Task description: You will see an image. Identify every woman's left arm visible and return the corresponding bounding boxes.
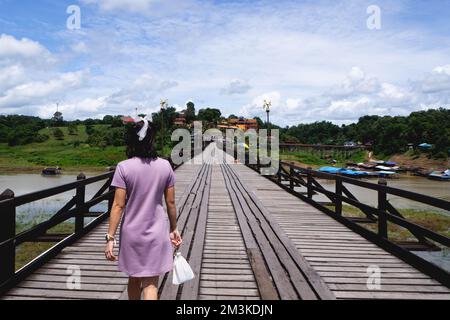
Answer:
[105,187,126,261]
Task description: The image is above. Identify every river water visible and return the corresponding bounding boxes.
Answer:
[1,172,449,271]
[311,174,450,214]
[0,172,108,226]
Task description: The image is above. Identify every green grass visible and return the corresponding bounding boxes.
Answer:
[332,205,450,242]
[0,124,178,173]
[0,125,127,172]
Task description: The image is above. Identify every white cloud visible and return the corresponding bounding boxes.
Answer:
[106,73,178,105]
[419,64,450,93]
[0,64,26,92]
[240,65,450,125]
[0,34,54,64]
[71,42,88,54]
[81,0,160,13]
[221,79,251,95]
[0,71,85,109]
[2,1,450,123]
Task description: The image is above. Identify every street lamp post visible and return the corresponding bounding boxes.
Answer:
[160,99,168,151]
[263,99,271,131]
[263,99,272,157]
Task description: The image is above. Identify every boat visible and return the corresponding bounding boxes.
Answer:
[427,170,450,181]
[358,162,378,170]
[375,165,395,171]
[42,167,62,175]
[378,170,397,177]
[383,161,397,167]
[319,167,369,178]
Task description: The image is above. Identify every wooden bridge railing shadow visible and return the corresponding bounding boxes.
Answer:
[223,143,450,288]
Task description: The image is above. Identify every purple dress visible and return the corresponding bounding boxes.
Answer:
[111,157,175,277]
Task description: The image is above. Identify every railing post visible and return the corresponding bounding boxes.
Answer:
[378,178,388,239]
[108,167,116,214]
[335,175,342,216]
[289,164,294,190]
[0,189,15,284]
[307,167,313,199]
[277,166,281,184]
[75,173,86,234]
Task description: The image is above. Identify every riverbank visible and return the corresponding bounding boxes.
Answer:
[280,149,449,172]
[280,149,367,169]
[337,205,450,241]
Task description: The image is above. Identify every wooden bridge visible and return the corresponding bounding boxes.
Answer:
[0,143,449,300]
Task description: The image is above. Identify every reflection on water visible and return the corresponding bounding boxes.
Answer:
[0,173,109,225]
[415,250,450,273]
[311,174,450,214]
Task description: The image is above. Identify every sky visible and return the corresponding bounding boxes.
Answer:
[0,0,450,126]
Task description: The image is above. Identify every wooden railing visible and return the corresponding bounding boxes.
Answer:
[0,168,116,294]
[0,150,191,295]
[0,134,210,295]
[223,144,450,287]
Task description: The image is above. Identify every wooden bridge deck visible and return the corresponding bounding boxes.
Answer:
[2,144,449,300]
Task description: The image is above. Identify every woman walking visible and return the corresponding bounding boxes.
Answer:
[104,116,182,300]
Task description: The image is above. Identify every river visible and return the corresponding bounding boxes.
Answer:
[0,172,108,226]
[313,174,450,214]
[1,171,449,272]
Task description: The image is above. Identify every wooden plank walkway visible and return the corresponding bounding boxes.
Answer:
[2,143,449,300]
[231,161,450,300]
[198,165,260,300]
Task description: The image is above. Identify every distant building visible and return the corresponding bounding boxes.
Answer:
[227,117,258,131]
[174,110,186,127]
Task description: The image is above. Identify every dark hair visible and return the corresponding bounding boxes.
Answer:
[125,121,158,159]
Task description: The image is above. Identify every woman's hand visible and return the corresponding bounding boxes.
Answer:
[104,240,117,261]
[170,229,182,247]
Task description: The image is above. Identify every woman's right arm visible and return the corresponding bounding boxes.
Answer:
[164,186,182,247]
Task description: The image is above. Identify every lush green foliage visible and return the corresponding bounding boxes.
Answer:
[282,108,450,157]
[197,108,221,126]
[0,115,50,146]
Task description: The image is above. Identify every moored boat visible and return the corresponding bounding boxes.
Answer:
[427,170,450,181]
[319,167,369,178]
[42,167,62,175]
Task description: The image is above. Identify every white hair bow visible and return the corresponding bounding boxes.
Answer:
[134,115,152,141]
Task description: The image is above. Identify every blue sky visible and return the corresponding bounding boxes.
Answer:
[1,0,450,125]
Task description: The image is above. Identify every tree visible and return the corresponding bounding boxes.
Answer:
[85,124,94,135]
[185,101,196,124]
[102,115,114,125]
[197,108,221,127]
[53,128,64,140]
[253,116,264,129]
[228,114,238,120]
[52,111,63,125]
[68,123,78,135]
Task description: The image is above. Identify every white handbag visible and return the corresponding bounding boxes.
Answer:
[172,251,195,285]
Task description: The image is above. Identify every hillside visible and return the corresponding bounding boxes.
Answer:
[389,152,449,171]
[0,125,127,173]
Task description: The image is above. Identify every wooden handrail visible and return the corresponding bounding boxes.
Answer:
[223,144,450,286]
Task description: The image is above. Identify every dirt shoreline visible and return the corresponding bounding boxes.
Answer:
[0,165,110,175]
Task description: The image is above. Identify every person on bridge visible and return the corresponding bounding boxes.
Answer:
[104,116,182,300]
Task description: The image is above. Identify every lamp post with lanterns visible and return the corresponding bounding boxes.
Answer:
[160,99,168,150]
[263,99,271,131]
[263,99,272,157]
